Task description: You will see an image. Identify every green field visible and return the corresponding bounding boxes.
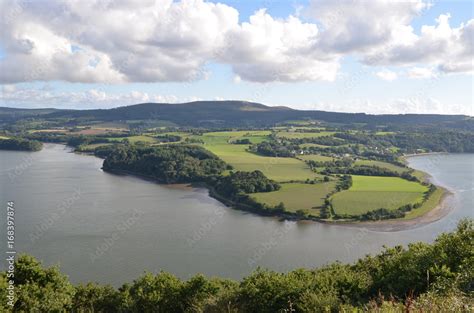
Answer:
[276,131,335,139]
[252,181,337,214]
[205,144,318,182]
[108,135,157,144]
[332,176,428,215]
[354,159,408,174]
[375,131,396,135]
[411,169,428,182]
[403,187,445,220]
[89,122,129,130]
[196,132,317,182]
[299,154,335,162]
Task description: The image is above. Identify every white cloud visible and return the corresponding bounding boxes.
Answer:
[221,9,339,82]
[406,67,436,79]
[311,97,470,115]
[0,87,181,109]
[0,0,472,86]
[362,14,473,74]
[375,69,398,81]
[0,0,239,83]
[306,0,429,53]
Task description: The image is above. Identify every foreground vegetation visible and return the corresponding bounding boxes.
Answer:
[1,219,472,312]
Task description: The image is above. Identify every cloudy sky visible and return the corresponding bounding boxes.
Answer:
[0,0,472,115]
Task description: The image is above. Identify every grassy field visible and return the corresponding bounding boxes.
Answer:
[276,131,335,139]
[332,176,428,215]
[89,122,129,130]
[251,181,337,215]
[205,144,318,182]
[299,154,335,162]
[354,159,408,174]
[375,131,396,135]
[403,187,445,220]
[200,131,271,144]
[411,169,429,182]
[76,143,113,152]
[108,135,157,144]
[197,132,318,182]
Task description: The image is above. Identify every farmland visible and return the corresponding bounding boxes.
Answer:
[200,131,318,182]
[331,176,428,215]
[299,154,334,162]
[252,181,337,215]
[276,131,335,139]
[62,128,445,221]
[353,159,408,174]
[5,113,454,223]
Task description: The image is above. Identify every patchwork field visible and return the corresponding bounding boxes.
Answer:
[206,144,318,182]
[108,135,157,144]
[403,187,445,220]
[251,181,337,214]
[299,154,335,162]
[199,131,318,182]
[276,131,335,139]
[354,160,408,174]
[332,176,428,215]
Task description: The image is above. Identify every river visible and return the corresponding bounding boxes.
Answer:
[0,144,472,286]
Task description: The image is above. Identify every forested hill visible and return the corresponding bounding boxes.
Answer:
[1,101,472,129]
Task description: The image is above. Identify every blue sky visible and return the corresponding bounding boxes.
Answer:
[0,0,472,115]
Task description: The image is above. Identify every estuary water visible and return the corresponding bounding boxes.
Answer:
[0,144,472,286]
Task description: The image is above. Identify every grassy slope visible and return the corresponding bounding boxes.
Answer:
[276,131,335,139]
[403,187,445,219]
[108,135,157,143]
[200,132,319,182]
[251,181,337,214]
[299,154,335,162]
[332,176,428,215]
[354,159,408,174]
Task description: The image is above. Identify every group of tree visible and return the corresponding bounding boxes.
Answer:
[334,131,474,154]
[102,144,229,183]
[212,170,280,197]
[231,138,252,145]
[335,175,352,191]
[1,219,472,312]
[154,134,181,143]
[321,165,403,178]
[0,137,43,151]
[289,135,347,146]
[249,141,299,157]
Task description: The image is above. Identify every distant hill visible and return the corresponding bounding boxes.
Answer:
[0,107,62,120]
[1,101,472,129]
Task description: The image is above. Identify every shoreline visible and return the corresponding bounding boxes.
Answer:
[73,145,454,231]
[328,188,454,232]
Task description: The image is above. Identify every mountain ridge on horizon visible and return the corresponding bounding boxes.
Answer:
[1,100,472,129]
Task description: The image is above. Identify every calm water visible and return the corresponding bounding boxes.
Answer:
[0,144,473,286]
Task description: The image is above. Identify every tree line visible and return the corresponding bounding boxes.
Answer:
[0,137,43,151]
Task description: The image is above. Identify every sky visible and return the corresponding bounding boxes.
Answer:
[0,0,472,115]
